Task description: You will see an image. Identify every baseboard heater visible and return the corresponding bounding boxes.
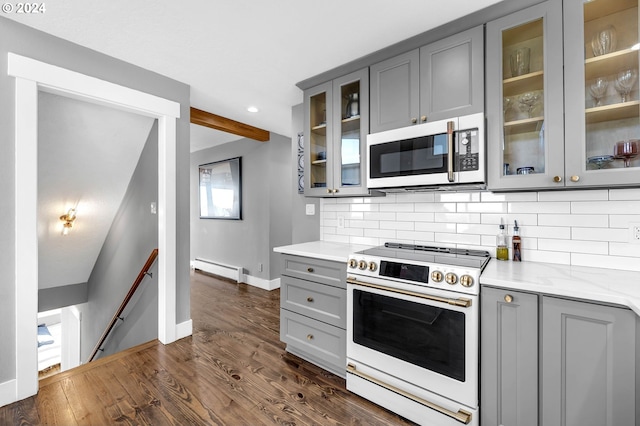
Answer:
[192,258,243,283]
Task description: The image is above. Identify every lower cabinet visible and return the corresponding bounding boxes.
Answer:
[279,254,347,377]
[481,286,638,426]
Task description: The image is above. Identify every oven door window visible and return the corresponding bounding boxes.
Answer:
[353,289,465,381]
[369,133,449,178]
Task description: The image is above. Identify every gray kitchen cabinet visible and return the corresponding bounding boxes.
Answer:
[279,254,348,377]
[304,68,371,197]
[481,287,538,426]
[370,25,484,133]
[488,0,640,190]
[562,0,640,187]
[541,295,637,426]
[482,286,638,425]
[486,0,565,190]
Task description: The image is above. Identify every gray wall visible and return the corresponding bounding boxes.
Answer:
[81,123,159,360]
[38,283,88,312]
[0,17,191,384]
[190,133,292,281]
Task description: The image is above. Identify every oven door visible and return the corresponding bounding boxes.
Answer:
[346,276,478,409]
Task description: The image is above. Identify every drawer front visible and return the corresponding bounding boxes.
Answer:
[281,276,346,328]
[280,309,346,370]
[282,255,346,288]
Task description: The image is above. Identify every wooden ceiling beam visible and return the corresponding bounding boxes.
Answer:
[190,107,270,142]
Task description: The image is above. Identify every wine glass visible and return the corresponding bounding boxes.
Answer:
[518,92,539,118]
[503,97,513,121]
[614,69,638,103]
[589,77,608,107]
[591,25,617,57]
[613,140,638,167]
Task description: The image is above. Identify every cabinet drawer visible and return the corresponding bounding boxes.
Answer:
[282,255,346,288]
[280,309,346,371]
[281,276,346,328]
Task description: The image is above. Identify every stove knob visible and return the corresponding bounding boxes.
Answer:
[358,260,367,270]
[460,275,474,287]
[348,259,358,269]
[431,271,443,283]
[368,262,378,272]
[445,272,458,285]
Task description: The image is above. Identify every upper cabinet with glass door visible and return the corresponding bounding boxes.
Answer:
[564,0,640,187]
[487,0,565,190]
[304,68,371,197]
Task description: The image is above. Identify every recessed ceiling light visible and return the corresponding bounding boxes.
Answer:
[247,106,259,113]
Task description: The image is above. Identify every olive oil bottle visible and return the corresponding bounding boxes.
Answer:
[512,220,522,261]
[496,222,509,261]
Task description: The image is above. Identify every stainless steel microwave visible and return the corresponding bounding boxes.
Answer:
[366,112,485,190]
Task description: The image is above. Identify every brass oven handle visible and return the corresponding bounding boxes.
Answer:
[346,277,472,308]
[347,363,472,424]
[447,121,455,182]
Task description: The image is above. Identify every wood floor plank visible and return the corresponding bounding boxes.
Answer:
[0,271,416,425]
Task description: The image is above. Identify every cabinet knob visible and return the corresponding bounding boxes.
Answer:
[411,117,418,124]
[553,176,562,183]
[326,189,332,194]
[307,267,314,273]
[333,189,339,194]
[307,296,314,303]
[307,334,314,340]
[421,115,427,122]
[504,294,513,303]
[570,175,580,182]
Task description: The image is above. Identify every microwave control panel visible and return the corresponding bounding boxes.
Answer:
[456,129,479,171]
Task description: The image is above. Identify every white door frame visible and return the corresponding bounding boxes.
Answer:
[9,53,180,400]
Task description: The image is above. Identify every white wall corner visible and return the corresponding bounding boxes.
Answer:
[244,275,281,291]
[175,319,193,340]
[0,380,17,408]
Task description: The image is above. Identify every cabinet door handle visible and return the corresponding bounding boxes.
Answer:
[411,117,417,124]
[307,334,314,340]
[307,267,314,273]
[307,296,314,302]
[570,175,580,182]
[447,121,455,182]
[421,115,427,122]
[333,188,339,194]
[504,294,513,303]
[326,189,332,194]
[553,176,562,183]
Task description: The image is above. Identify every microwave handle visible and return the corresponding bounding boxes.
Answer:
[447,121,454,182]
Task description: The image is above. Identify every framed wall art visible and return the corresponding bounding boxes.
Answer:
[199,157,242,220]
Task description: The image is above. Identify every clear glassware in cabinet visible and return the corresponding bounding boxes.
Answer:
[581,0,639,172]
[337,80,362,189]
[308,90,329,190]
[501,18,547,178]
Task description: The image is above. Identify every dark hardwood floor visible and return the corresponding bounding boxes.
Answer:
[0,271,415,425]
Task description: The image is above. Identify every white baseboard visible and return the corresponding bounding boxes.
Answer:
[0,379,16,408]
[192,258,243,283]
[175,319,193,340]
[245,275,280,291]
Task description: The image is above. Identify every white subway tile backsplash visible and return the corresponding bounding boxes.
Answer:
[509,201,570,214]
[434,212,481,223]
[538,239,608,255]
[538,214,609,228]
[318,190,640,271]
[538,189,608,201]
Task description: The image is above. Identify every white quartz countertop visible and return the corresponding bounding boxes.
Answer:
[273,241,373,263]
[481,260,640,316]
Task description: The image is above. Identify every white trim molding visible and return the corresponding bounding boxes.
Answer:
[175,320,193,341]
[245,275,281,291]
[9,52,182,402]
[0,380,17,409]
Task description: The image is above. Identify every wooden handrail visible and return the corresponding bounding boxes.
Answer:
[87,248,159,363]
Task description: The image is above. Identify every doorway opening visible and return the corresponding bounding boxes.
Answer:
[10,53,181,401]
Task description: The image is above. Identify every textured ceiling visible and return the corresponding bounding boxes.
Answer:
[38,92,154,289]
[5,0,502,150]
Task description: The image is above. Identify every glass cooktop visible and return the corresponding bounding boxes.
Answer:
[356,242,491,270]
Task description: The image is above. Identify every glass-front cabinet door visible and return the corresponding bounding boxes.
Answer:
[304,81,333,196]
[487,1,565,190]
[564,0,640,187]
[332,69,369,196]
[304,69,369,197]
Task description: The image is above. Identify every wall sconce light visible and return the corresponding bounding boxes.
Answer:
[60,208,76,236]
